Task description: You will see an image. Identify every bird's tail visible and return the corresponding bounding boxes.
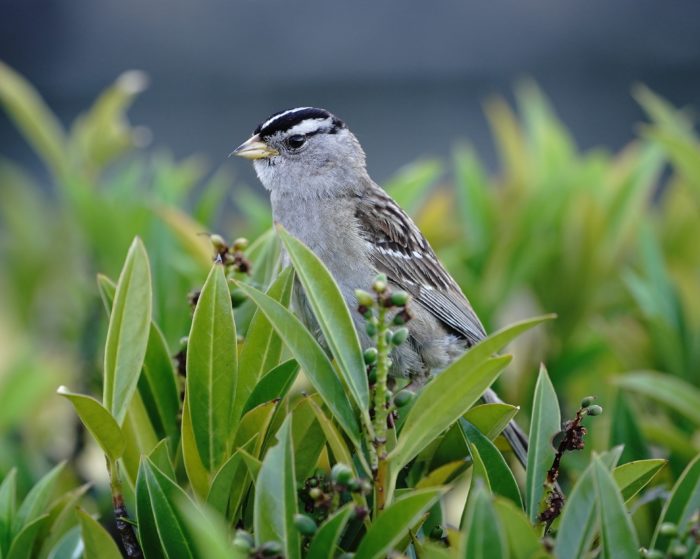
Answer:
[483,388,529,468]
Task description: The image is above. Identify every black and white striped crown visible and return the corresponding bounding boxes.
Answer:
[254,107,345,139]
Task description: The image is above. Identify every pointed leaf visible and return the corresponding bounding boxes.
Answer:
[181,391,210,499]
[460,483,508,559]
[592,457,639,559]
[103,237,152,424]
[526,365,560,522]
[186,263,237,472]
[13,462,64,533]
[306,505,354,559]
[235,282,361,447]
[6,515,50,559]
[355,489,442,559]
[254,416,300,559]
[236,267,294,421]
[57,387,125,462]
[0,470,17,556]
[278,227,369,413]
[243,359,299,414]
[461,420,522,507]
[76,509,121,559]
[613,459,666,502]
[493,498,543,559]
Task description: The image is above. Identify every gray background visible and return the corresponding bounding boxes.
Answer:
[2,0,700,186]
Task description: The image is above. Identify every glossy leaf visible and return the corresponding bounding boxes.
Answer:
[493,498,543,559]
[254,416,300,559]
[278,227,369,413]
[391,315,552,473]
[354,489,442,559]
[103,237,152,424]
[460,482,508,559]
[76,509,122,559]
[136,458,196,559]
[181,392,210,500]
[207,437,256,520]
[525,365,560,523]
[390,355,511,472]
[13,462,64,534]
[461,420,522,507]
[243,359,299,414]
[6,515,49,559]
[592,457,639,559]
[306,505,354,559]
[186,263,237,472]
[179,501,248,559]
[148,439,176,481]
[464,403,519,441]
[57,387,125,462]
[236,267,294,421]
[651,452,700,552]
[613,459,665,502]
[0,470,17,556]
[234,401,278,459]
[236,282,361,447]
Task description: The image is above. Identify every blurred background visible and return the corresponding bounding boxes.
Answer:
[1,0,700,544]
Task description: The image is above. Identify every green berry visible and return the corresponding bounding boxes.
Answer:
[586,404,603,416]
[391,327,409,346]
[366,321,377,337]
[385,389,393,403]
[580,396,595,408]
[355,289,375,307]
[232,529,254,551]
[385,330,393,343]
[363,347,378,364]
[367,367,377,384]
[394,389,414,407]
[232,237,248,251]
[372,274,388,293]
[294,514,318,536]
[390,291,410,306]
[643,550,663,559]
[659,522,677,536]
[210,234,227,251]
[309,487,323,500]
[331,463,353,485]
[670,544,688,557]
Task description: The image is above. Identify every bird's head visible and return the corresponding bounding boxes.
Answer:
[232,107,367,198]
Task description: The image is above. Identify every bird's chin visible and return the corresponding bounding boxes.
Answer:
[252,158,277,191]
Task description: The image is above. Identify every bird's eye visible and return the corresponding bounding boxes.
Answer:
[286,135,306,150]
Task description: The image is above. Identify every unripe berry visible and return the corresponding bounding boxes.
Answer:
[394,389,414,407]
[331,463,353,485]
[366,321,377,337]
[391,327,409,346]
[232,237,249,251]
[260,541,283,556]
[586,404,603,416]
[309,487,323,500]
[367,367,377,384]
[390,291,410,306]
[363,347,378,364]
[293,514,317,536]
[659,522,677,536]
[210,234,228,252]
[580,396,595,408]
[354,289,375,308]
[372,274,388,293]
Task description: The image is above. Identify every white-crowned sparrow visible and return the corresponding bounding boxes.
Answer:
[232,106,528,465]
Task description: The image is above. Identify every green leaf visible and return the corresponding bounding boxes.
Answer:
[13,462,64,534]
[291,398,326,483]
[35,483,91,559]
[613,459,666,502]
[592,457,639,559]
[181,391,210,499]
[45,525,82,559]
[391,315,552,473]
[136,458,196,559]
[278,228,369,414]
[236,267,295,421]
[609,391,650,463]
[96,273,117,315]
[306,505,354,559]
[355,489,442,559]
[0,469,17,556]
[186,263,237,472]
[234,401,278,458]
[57,387,125,462]
[206,436,256,521]
[179,500,248,559]
[493,498,543,559]
[148,439,177,481]
[461,420,522,507]
[615,371,700,426]
[306,397,362,477]
[464,403,519,441]
[103,237,152,424]
[243,359,299,414]
[390,355,512,472]
[121,392,159,485]
[6,515,49,559]
[254,416,300,559]
[525,365,560,523]
[554,450,622,559]
[651,452,700,552]
[235,282,361,447]
[0,62,69,180]
[460,482,508,559]
[76,509,122,559]
[139,323,180,441]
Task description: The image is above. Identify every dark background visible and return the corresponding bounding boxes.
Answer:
[2,0,700,186]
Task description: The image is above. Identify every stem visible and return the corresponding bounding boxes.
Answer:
[372,304,391,514]
[108,459,143,558]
